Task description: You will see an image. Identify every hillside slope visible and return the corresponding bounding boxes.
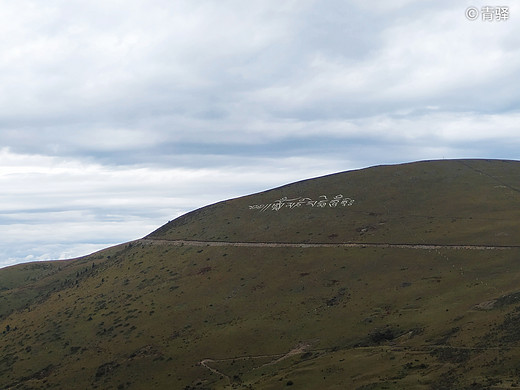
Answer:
[1,159,520,390]
[148,159,520,246]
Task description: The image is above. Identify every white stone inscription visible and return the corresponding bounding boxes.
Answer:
[248,194,354,212]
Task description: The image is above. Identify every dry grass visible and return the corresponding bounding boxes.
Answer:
[1,159,520,389]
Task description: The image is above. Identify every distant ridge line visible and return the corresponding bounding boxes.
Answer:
[139,238,518,251]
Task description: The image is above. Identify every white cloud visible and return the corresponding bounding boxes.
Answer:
[248,3,520,117]
[349,0,422,12]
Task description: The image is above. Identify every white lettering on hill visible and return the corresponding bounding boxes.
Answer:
[248,194,354,212]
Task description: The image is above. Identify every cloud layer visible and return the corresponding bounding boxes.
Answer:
[1,0,519,267]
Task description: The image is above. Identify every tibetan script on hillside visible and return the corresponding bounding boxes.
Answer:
[249,194,355,212]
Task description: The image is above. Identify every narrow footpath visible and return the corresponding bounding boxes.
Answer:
[138,238,519,251]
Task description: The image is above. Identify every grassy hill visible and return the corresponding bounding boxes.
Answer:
[1,159,520,389]
[148,159,520,246]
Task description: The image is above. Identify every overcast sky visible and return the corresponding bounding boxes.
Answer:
[1,0,519,268]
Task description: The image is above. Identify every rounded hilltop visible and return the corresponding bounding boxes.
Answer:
[148,159,520,247]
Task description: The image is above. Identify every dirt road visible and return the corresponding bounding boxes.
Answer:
[138,238,518,251]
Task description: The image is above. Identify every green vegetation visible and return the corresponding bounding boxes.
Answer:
[1,159,520,389]
[149,159,520,247]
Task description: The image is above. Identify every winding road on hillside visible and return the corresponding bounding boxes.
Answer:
[138,238,519,250]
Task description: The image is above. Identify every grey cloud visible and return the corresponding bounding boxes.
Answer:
[2,1,519,154]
